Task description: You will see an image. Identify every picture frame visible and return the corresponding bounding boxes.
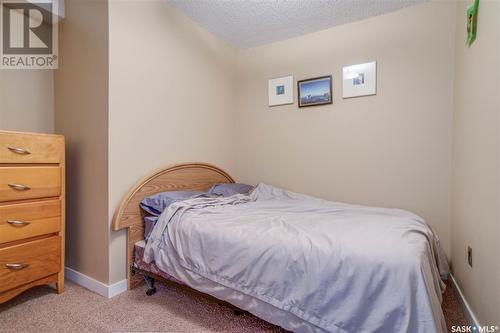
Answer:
[342,61,377,98]
[268,75,294,106]
[297,75,333,108]
[466,0,479,47]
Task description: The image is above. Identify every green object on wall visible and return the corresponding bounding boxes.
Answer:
[466,0,480,47]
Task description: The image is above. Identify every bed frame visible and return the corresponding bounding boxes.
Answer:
[112,162,234,290]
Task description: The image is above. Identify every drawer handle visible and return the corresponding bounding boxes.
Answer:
[7,220,31,226]
[7,147,31,155]
[5,263,30,270]
[7,183,31,191]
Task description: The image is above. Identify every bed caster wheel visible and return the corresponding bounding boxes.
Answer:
[233,309,243,316]
[143,274,156,296]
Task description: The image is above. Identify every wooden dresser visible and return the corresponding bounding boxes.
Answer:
[0,130,65,303]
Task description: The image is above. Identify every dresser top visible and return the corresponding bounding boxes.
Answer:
[0,130,64,139]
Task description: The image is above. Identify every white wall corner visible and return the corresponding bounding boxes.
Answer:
[65,267,127,298]
[450,274,481,329]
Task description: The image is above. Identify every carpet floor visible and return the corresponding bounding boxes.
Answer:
[0,279,468,332]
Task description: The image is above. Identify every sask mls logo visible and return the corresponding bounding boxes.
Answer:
[1,0,58,69]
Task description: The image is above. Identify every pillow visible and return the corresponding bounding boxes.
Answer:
[208,183,254,197]
[140,190,207,216]
[144,215,158,242]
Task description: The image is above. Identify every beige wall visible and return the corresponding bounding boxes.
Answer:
[451,0,500,325]
[234,2,456,256]
[108,0,237,283]
[0,70,54,133]
[54,0,109,283]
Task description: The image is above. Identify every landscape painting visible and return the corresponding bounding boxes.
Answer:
[298,76,332,107]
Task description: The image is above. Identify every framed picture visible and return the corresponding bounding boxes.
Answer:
[268,75,293,106]
[466,0,479,47]
[342,61,377,98]
[297,75,333,108]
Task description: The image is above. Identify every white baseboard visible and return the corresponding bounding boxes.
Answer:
[450,273,481,328]
[107,278,128,298]
[65,267,127,298]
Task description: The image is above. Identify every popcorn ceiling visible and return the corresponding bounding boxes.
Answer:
[167,0,423,49]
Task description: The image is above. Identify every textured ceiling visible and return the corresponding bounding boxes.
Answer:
[166,0,424,49]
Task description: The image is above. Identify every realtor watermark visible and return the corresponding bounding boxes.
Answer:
[1,0,58,69]
[452,325,499,333]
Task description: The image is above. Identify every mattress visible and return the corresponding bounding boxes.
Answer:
[134,240,184,285]
[134,240,327,333]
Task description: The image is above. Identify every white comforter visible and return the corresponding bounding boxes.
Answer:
[144,184,448,333]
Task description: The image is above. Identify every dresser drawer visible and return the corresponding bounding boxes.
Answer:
[0,132,63,164]
[0,166,61,202]
[0,199,61,244]
[0,236,60,293]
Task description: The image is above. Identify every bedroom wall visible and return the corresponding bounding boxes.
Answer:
[107,0,238,283]
[451,0,500,325]
[234,2,456,256]
[0,70,54,133]
[54,0,109,283]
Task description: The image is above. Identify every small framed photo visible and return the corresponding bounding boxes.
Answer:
[342,61,377,98]
[268,75,293,106]
[466,0,479,47]
[297,75,333,108]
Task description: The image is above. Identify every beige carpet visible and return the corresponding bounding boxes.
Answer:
[0,279,467,332]
[0,281,285,333]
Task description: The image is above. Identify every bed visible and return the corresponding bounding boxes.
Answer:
[112,163,449,333]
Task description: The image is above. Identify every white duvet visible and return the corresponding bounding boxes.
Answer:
[144,184,449,333]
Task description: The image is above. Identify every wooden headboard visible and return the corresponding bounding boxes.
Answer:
[112,163,234,289]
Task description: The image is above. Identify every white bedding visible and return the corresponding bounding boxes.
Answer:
[144,184,449,333]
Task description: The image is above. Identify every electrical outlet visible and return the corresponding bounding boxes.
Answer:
[467,246,473,267]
